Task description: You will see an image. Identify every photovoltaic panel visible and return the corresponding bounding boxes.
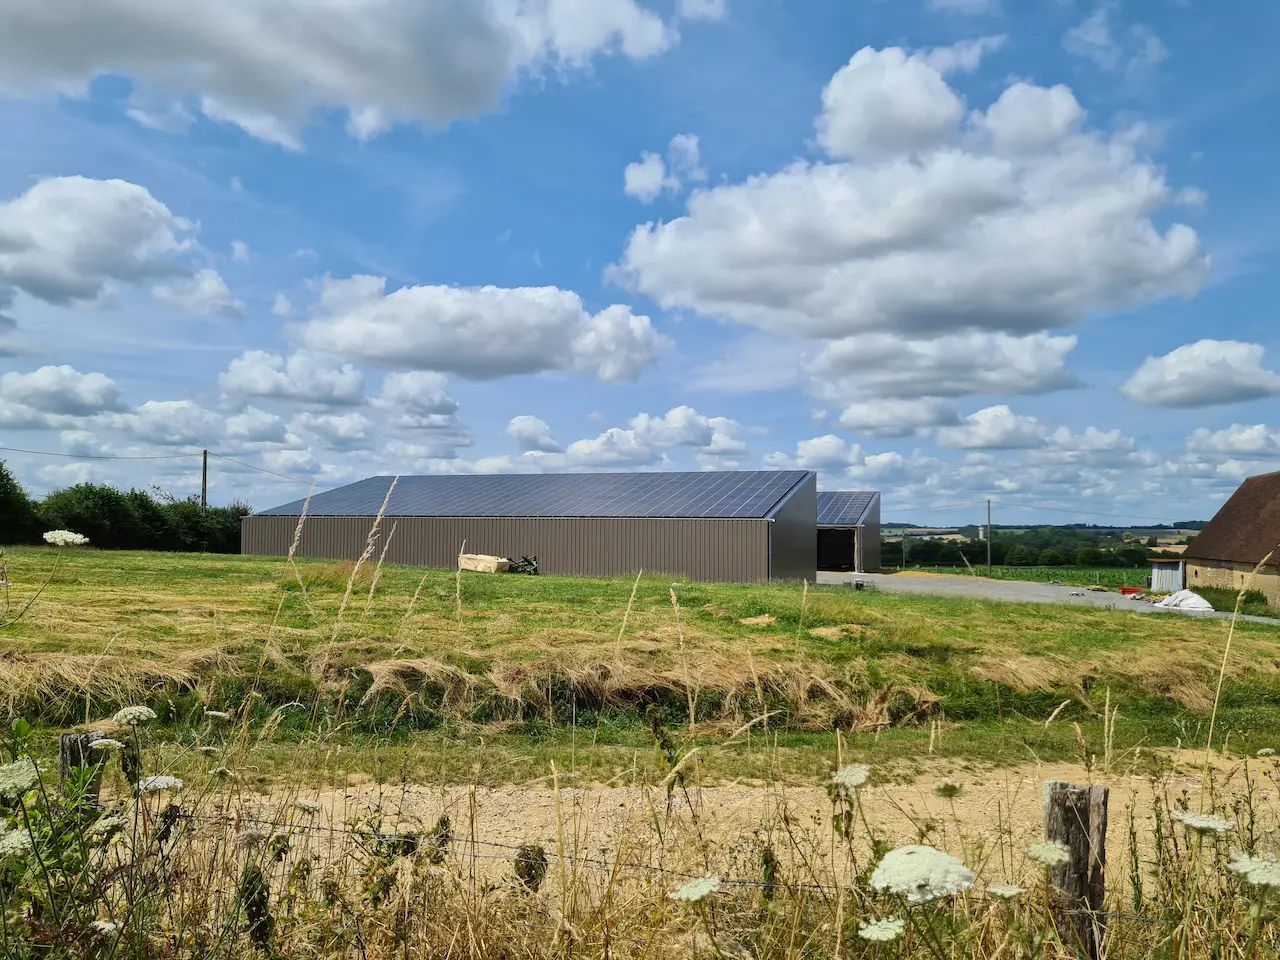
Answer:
[817,491,876,526]
[256,470,813,520]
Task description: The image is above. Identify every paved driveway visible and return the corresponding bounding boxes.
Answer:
[815,570,1280,626]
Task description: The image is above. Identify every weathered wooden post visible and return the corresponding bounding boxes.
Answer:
[59,731,107,807]
[1044,780,1109,960]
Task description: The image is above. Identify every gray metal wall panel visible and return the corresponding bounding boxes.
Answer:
[855,493,882,572]
[766,473,817,581]
[241,515,772,582]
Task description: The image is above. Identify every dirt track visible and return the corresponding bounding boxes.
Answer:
[240,752,1267,887]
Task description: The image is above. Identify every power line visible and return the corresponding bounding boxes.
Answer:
[0,443,310,486]
[206,452,310,485]
[0,445,202,461]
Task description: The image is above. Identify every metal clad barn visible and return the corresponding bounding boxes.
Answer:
[815,491,881,573]
[242,470,817,582]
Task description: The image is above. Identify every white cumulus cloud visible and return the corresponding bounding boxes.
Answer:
[936,405,1046,449]
[219,350,364,405]
[0,364,123,415]
[1122,340,1280,407]
[301,275,665,381]
[0,0,678,148]
[0,176,194,306]
[507,415,562,452]
[152,268,243,317]
[624,132,706,202]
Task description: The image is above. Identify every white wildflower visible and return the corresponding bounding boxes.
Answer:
[43,530,89,547]
[933,779,962,799]
[1027,841,1072,867]
[89,738,125,753]
[1229,854,1280,888]
[295,799,322,815]
[1173,810,1235,835]
[0,758,40,801]
[0,828,33,859]
[136,775,183,794]
[90,919,118,936]
[986,883,1025,900]
[858,917,905,942]
[669,875,721,902]
[870,845,975,903]
[112,705,156,725]
[1257,748,1276,758]
[85,814,126,843]
[210,766,232,778]
[197,746,220,756]
[204,709,232,721]
[832,764,871,791]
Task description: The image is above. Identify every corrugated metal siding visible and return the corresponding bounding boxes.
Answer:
[1151,562,1184,593]
[766,473,817,580]
[242,515,772,582]
[858,493,882,572]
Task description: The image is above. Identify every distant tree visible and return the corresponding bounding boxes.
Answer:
[0,461,40,544]
[1005,544,1036,566]
[1039,548,1066,566]
[1075,546,1102,566]
[39,484,139,549]
[1145,535,1158,548]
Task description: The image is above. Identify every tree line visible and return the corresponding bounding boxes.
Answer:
[886,526,1153,568]
[0,461,249,553]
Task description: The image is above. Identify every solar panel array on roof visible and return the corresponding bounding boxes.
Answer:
[257,470,813,520]
[817,491,876,526]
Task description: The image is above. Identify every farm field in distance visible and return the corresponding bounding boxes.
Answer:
[904,564,1151,588]
[3,546,1279,785]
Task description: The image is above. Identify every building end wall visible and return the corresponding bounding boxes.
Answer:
[1186,560,1280,610]
[768,473,818,580]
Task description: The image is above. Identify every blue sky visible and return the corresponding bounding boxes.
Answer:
[0,0,1277,526]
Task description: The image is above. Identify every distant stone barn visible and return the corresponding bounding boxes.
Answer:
[1183,470,1280,611]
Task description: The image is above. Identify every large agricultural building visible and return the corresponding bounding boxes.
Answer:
[243,470,821,582]
[1183,469,1280,610]
[816,491,882,573]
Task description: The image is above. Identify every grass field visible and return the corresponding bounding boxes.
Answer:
[6,545,1280,958]
[2,546,1279,783]
[909,564,1150,587]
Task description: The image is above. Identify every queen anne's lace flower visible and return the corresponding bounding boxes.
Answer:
[0,759,40,801]
[858,917,905,942]
[832,764,871,791]
[870,845,975,903]
[986,883,1025,900]
[1257,748,1276,757]
[210,766,232,778]
[85,814,126,843]
[136,775,183,794]
[89,738,125,753]
[1173,810,1235,835]
[1027,841,1072,867]
[0,828,33,859]
[43,530,89,547]
[112,706,156,725]
[1229,854,1280,887]
[669,875,721,902]
[90,920,118,936]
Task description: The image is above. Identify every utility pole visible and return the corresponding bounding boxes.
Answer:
[986,498,992,571]
[201,449,208,512]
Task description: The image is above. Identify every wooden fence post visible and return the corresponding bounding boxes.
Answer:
[1044,780,1109,960]
[59,731,107,807]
